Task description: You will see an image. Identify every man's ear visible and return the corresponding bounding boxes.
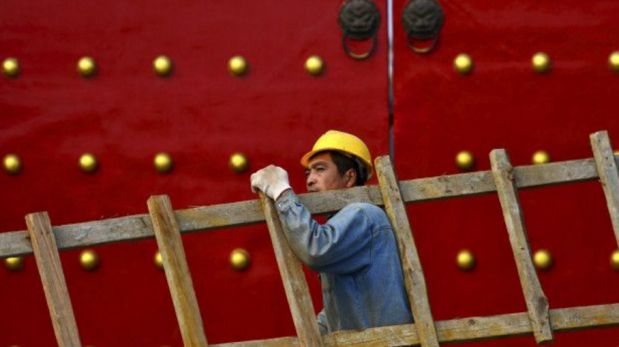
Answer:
[344,169,357,188]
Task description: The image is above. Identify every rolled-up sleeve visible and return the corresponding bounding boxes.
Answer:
[275,191,373,274]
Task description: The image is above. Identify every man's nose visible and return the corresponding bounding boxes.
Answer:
[306,172,316,188]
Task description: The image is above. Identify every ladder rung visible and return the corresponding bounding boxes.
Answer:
[210,302,619,347]
[25,212,82,347]
[375,156,440,347]
[148,195,208,347]
[259,193,324,347]
[590,130,619,248]
[490,149,553,343]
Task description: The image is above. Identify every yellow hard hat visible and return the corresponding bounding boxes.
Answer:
[300,130,373,177]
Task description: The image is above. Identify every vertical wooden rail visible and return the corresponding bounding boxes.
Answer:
[489,149,553,344]
[590,130,619,248]
[147,195,208,347]
[374,156,440,347]
[258,193,324,347]
[25,212,82,347]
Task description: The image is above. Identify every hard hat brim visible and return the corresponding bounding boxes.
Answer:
[300,148,373,179]
[300,148,331,168]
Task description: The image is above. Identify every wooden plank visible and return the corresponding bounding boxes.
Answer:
[0,186,380,257]
[259,193,324,347]
[211,303,619,347]
[374,156,440,347]
[590,131,619,248]
[147,195,208,347]
[0,155,613,258]
[399,157,599,203]
[490,149,553,344]
[25,212,82,347]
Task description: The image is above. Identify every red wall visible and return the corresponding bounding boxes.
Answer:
[1,0,618,346]
[393,1,619,346]
[0,1,388,345]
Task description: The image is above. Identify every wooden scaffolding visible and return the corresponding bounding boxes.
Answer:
[1,130,618,346]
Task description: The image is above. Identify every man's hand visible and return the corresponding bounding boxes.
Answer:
[250,165,291,200]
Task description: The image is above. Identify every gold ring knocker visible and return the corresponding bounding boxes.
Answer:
[338,0,381,60]
[402,0,444,54]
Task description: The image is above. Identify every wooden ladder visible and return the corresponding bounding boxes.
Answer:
[3,130,619,346]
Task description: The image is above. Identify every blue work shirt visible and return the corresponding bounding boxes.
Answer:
[275,190,413,334]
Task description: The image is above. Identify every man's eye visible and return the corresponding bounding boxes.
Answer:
[304,170,310,177]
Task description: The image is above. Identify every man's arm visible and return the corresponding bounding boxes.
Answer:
[251,165,372,274]
[316,309,328,335]
[275,190,372,273]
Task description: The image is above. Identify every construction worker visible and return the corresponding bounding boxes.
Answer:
[250,130,413,334]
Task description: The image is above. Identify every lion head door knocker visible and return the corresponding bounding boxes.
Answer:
[338,0,381,60]
[402,0,444,54]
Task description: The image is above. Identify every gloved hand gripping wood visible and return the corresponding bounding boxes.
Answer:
[250,165,292,200]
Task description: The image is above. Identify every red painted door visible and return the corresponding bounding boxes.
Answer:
[0,1,389,345]
[393,1,619,346]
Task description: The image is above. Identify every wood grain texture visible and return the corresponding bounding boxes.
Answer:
[374,156,439,347]
[490,149,553,344]
[590,130,619,248]
[147,195,208,347]
[212,303,619,347]
[259,193,324,347]
[1,155,613,258]
[4,142,616,346]
[25,212,82,347]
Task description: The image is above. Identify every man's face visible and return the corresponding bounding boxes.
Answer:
[305,152,355,192]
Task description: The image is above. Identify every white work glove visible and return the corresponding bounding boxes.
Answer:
[250,165,292,200]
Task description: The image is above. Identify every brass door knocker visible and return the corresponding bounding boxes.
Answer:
[338,0,381,60]
[402,0,444,54]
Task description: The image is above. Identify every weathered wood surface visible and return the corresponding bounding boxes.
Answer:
[259,193,324,347]
[375,156,440,347]
[490,149,553,344]
[590,131,619,248]
[25,212,82,347]
[147,195,208,347]
[211,303,619,347]
[1,155,615,257]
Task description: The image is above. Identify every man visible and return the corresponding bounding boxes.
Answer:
[251,130,412,334]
